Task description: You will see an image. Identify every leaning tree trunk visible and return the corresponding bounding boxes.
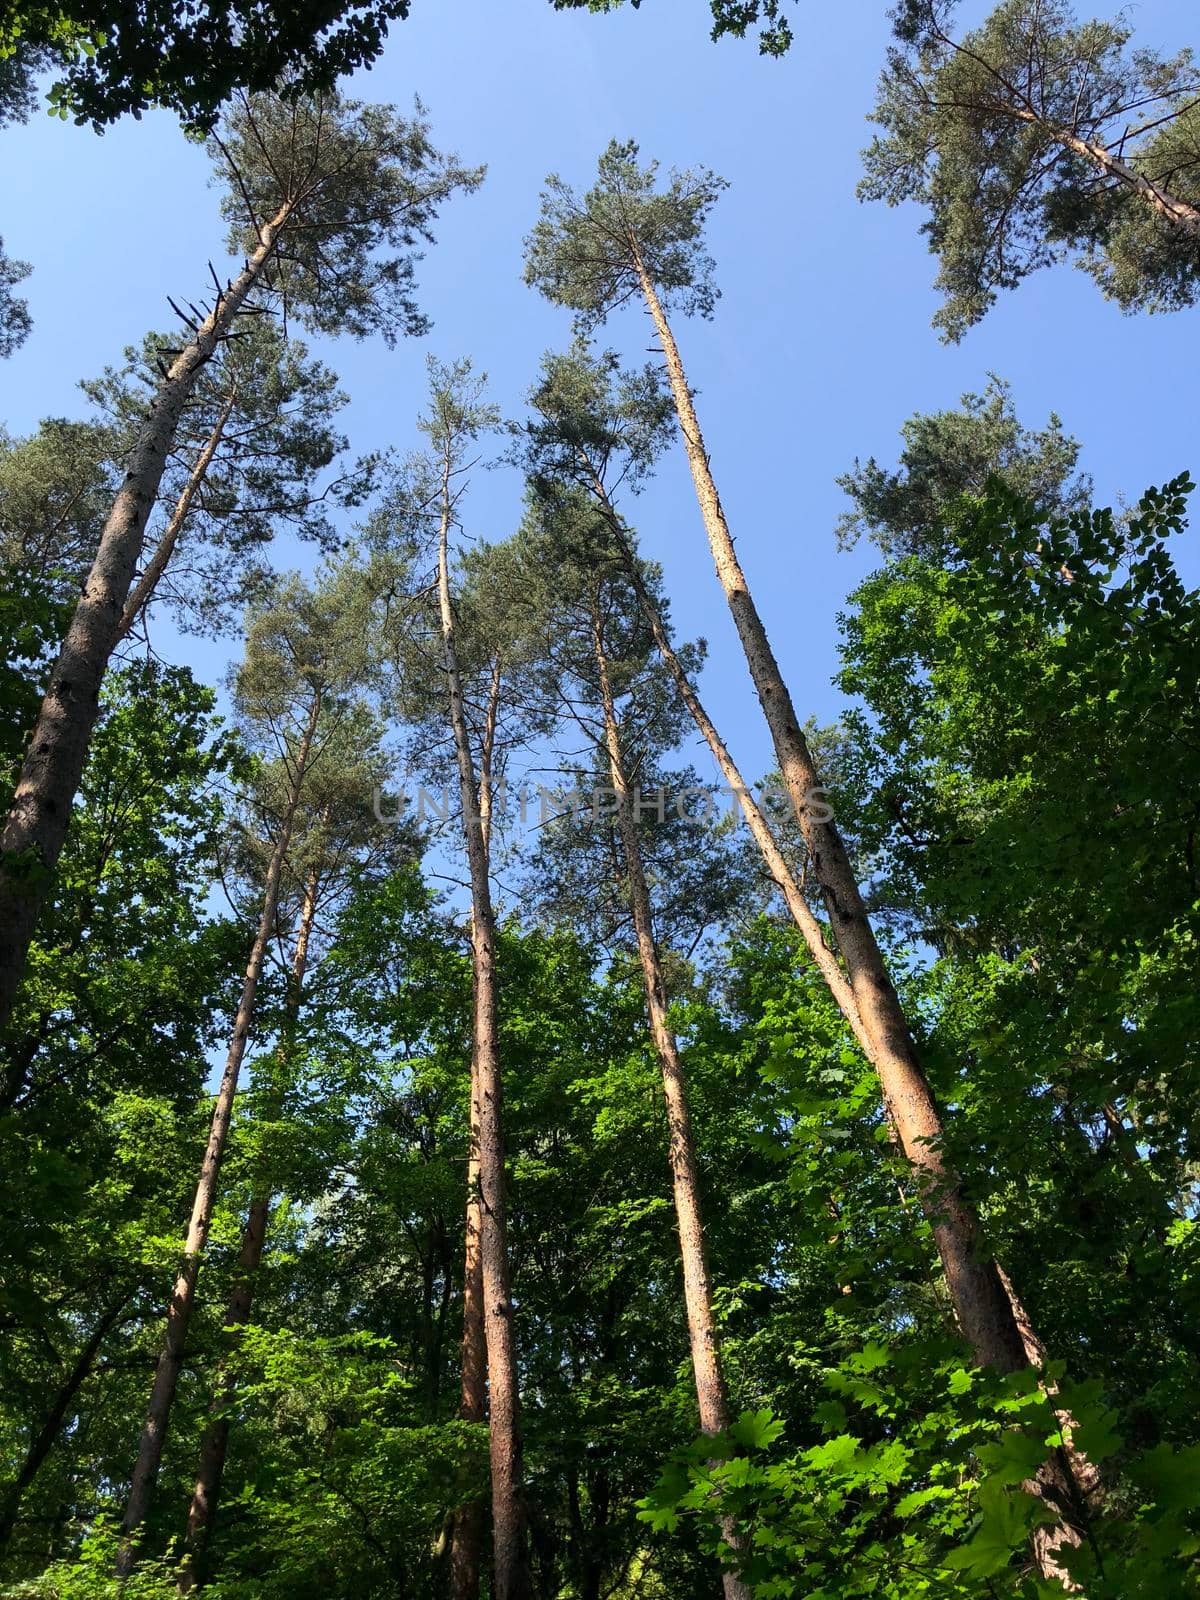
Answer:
[1044,119,1200,234]
[177,861,321,1594]
[595,485,1100,1539]
[435,461,527,1600]
[0,201,292,1033]
[116,685,321,1579]
[449,653,503,1600]
[580,471,872,1056]
[628,243,1094,1579]
[0,1290,131,1552]
[114,389,238,646]
[591,611,749,1600]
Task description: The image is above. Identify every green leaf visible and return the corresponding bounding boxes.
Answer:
[977,1429,1050,1486]
[730,1407,785,1452]
[1130,1444,1200,1514]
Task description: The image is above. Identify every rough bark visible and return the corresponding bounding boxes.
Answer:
[1058,125,1200,234]
[0,202,292,1033]
[448,652,502,1600]
[435,464,527,1600]
[114,390,238,646]
[0,1290,131,1552]
[579,474,872,1057]
[629,247,1095,1572]
[995,1264,1104,1588]
[177,864,320,1593]
[448,1065,488,1600]
[116,685,320,1578]
[591,609,748,1600]
[622,499,1098,1581]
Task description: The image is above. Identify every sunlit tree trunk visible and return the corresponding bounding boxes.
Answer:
[490,425,1090,1496]
[581,475,871,1055]
[1038,118,1200,234]
[435,461,527,1600]
[630,241,1024,1366]
[607,497,1100,1548]
[116,682,320,1578]
[449,653,502,1600]
[628,244,1093,1578]
[591,606,748,1600]
[0,202,292,1033]
[177,861,321,1593]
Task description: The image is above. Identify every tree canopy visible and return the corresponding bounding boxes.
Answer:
[3,0,800,130]
[863,0,1200,337]
[2,10,1200,1600]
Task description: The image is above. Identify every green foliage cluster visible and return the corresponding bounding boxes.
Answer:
[863,0,1200,336]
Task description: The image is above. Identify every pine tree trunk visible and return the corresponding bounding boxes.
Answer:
[177,864,321,1593]
[448,653,502,1600]
[114,389,238,645]
[0,203,292,1033]
[0,1291,130,1552]
[629,249,1095,1572]
[1068,127,1200,228]
[615,502,1100,1583]
[116,685,320,1578]
[631,246,1025,1367]
[448,1060,488,1600]
[583,478,872,1055]
[1065,128,1200,232]
[435,463,527,1600]
[998,105,1200,232]
[442,652,501,1598]
[591,610,749,1600]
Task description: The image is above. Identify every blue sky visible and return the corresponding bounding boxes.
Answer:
[2,0,1198,810]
